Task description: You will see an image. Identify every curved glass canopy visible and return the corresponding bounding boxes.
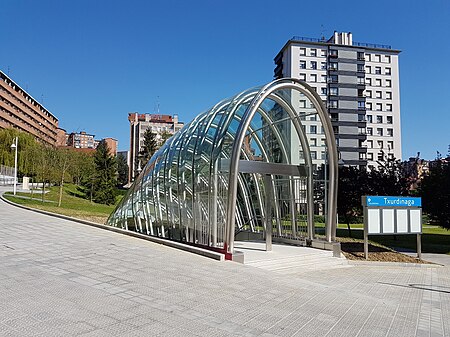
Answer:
[107,78,338,257]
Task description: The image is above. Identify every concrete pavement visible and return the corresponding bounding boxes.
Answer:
[0,195,449,336]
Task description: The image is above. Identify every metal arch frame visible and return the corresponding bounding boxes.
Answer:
[225,78,339,254]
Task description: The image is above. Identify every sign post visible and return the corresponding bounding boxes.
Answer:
[362,196,422,260]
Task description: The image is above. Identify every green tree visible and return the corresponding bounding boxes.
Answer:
[419,155,450,230]
[116,154,129,187]
[138,128,157,172]
[370,154,409,196]
[159,131,172,146]
[91,140,117,205]
[337,166,370,237]
[54,148,74,207]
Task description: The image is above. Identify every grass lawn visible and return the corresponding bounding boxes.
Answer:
[3,184,123,224]
[335,224,450,255]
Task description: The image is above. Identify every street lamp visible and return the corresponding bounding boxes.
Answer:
[10,137,18,195]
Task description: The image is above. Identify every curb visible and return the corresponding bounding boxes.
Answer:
[0,193,225,262]
[347,260,442,268]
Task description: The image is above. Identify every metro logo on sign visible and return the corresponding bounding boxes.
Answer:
[364,196,422,207]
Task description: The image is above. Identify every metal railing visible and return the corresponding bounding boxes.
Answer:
[0,165,14,185]
[290,36,392,50]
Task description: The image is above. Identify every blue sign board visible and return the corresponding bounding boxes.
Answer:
[364,196,422,207]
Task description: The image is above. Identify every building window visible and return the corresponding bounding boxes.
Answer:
[366,102,372,111]
[321,49,327,57]
[310,138,317,146]
[365,54,371,62]
[310,125,317,134]
[358,89,364,97]
[374,54,381,62]
[311,61,317,69]
[321,62,327,70]
[387,128,393,136]
[367,152,374,160]
[330,87,338,96]
[321,75,327,82]
[310,48,317,56]
[376,103,382,111]
[357,64,364,72]
[300,48,306,56]
[357,77,365,84]
[387,141,394,149]
[386,91,392,99]
[365,65,371,73]
[299,73,306,81]
[367,140,373,148]
[358,101,365,109]
[300,100,306,108]
[366,90,372,98]
[300,60,306,69]
[375,79,382,86]
[386,104,392,111]
[367,127,373,135]
[366,78,372,86]
[385,55,391,63]
[358,114,365,122]
[367,115,373,123]
[329,49,338,57]
[357,52,365,60]
[310,74,317,82]
[378,140,383,148]
[329,75,338,83]
[378,152,384,161]
[377,115,383,123]
[385,67,391,75]
[311,151,317,160]
[377,128,383,136]
[386,79,392,87]
[387,116,393,124]
[329,100,338,108]
[329,62,338,70]
[359,152,367,160]
[375,66,381,75]
[376,91,382,99]
[321,87,327,95]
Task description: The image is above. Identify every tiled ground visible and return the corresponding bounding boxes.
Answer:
[0,196,449,336]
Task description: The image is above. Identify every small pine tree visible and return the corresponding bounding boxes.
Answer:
[91,140,117,205]
[116,154,129,187]
[138,128,158,173]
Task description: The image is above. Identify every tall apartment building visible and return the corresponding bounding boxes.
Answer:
[129,113,184,181]
[0,70,59,144]
[274,32,401,168]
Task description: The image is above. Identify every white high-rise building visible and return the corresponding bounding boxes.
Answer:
[274,32,401,168]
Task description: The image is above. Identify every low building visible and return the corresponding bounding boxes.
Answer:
[0,70,59,144]
[67,131,95,149]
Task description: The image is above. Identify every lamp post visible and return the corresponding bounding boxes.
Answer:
[10,137,18,195]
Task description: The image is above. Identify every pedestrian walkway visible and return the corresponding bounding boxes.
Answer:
[0,196,449,336]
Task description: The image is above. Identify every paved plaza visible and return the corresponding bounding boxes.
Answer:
[0,196,449,336]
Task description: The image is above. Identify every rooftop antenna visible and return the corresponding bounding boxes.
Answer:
[320,24,325,40]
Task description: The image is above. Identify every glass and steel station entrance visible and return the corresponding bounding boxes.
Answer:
[107,78,338,259]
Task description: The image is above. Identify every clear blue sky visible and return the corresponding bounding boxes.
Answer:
[1,0,449,159]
